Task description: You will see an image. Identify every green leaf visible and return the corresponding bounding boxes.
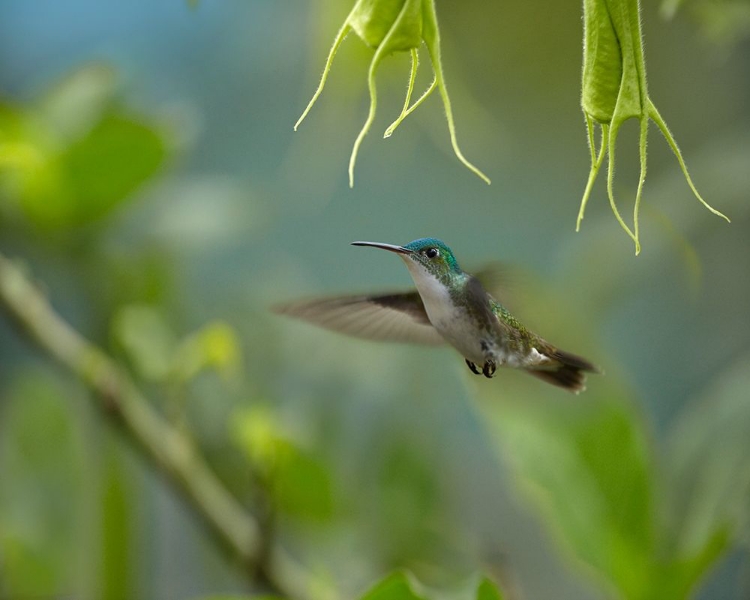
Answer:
[646,526,729,600]
[112,304,177,381]
[359,571,425,600]
[112,305,241,387]
[273,440,335,520]
[0,104,44,177]
[230,405,280,469]
[13,112,166,229]
[665,355,750,546]
[658,355,750,589]
[0,371,85,597]
[476,576,505,600]
[373,440,441,561]
[1,66,168,230]
[231,407,335,521]
[99,442,136,600]
[191,596,283,600]
[487,396,654,597]
[172,321,242,383]
[52,113,165,223]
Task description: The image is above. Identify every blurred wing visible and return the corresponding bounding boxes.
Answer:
[473,261,518,305]
[273,291,445,346]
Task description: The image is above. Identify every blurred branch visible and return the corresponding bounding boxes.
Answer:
[0,252,310,599]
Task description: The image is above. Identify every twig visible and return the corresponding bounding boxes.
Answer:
[0,252,310,598]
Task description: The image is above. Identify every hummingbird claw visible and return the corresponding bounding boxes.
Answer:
[465,359,481,375]
[482,360,497,378]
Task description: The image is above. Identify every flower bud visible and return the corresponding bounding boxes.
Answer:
[577,0,728,254]
[295,0,490,187]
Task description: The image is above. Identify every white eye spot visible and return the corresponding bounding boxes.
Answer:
[424,248,439,259]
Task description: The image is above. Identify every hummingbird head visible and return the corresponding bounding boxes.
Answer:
[352,238,463,284]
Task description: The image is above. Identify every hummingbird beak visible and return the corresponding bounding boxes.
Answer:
[351,241,413,255]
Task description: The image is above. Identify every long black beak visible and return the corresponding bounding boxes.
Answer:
[351,241,412,255]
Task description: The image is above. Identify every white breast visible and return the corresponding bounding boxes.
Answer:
[402,260,486,363]
[404,263,453,323]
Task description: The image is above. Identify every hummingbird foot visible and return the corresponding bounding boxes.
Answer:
[482,360,497,379]
[465,359,482,375]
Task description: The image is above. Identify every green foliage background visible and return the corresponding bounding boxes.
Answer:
[1,0,749,598]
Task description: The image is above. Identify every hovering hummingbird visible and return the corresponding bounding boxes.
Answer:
[274,238,599,393]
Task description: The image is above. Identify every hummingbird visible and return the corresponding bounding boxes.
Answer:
[274,238,599,393]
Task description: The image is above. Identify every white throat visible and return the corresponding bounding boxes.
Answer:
[400,256,488,362]
[401,258,455,322]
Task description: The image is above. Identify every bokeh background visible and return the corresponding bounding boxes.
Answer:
[1,1,750,599]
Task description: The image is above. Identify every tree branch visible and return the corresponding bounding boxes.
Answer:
[0,252,309,597]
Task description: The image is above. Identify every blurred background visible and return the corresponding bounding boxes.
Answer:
[1,0,749,598]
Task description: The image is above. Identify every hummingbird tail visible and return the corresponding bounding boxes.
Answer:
[527,349,599,394]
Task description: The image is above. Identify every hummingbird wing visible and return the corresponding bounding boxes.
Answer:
[473,261,528,314]
[273,292,446,346]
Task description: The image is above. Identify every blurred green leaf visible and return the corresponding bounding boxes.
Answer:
[647,526,729,600]
[0,371,85,597]
[38,63,118,143]
[0,104,44,187]
[231,405,279,468]
[0,140,43,173]
[374,441,441,563]
[483,380,735,600]
[1,535,59,597]
[487,397,655,597]
[97,251,173,308]
[231,406,335,521]
[99,444,136,600]
[476,576,505,600]
[192,596,283,600]
[0,66,167,231]
[112,304,177,381]
[29,113,165,225]
[359,571,425,600]
[112,304,241,387]
[272,440,334,520]
[173,321,242,383]
[661,355,750,566]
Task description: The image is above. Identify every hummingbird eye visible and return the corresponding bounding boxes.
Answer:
[423,247,439,259]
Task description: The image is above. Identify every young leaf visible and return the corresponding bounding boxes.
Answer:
[658,355,750,592]
[0,67,167,231]
[359,571,425,600]
[476,576,505,600]
[112,304,177,382]
[231,406,335,521]
[488,396,654,597]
